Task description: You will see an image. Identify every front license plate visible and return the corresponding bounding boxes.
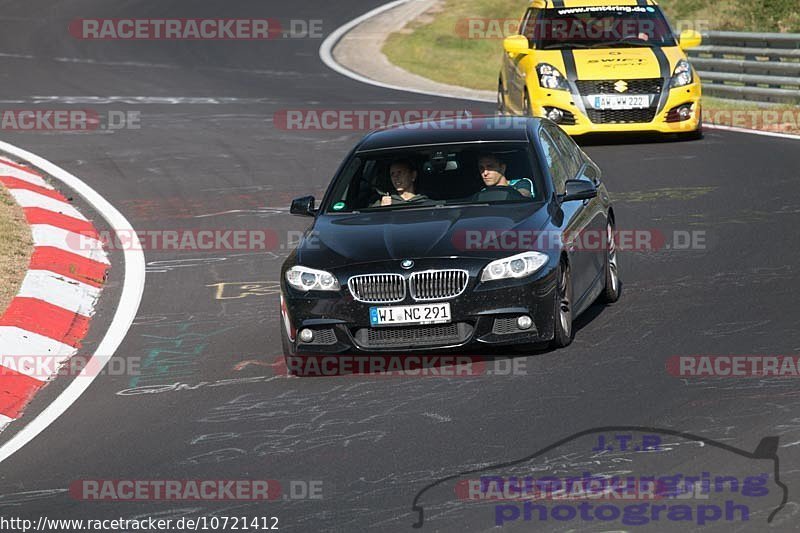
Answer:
[592,94,653,110]
[369,303,452,326]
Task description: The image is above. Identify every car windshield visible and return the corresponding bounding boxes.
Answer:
[531,5,677,49]
[322,142,543,214]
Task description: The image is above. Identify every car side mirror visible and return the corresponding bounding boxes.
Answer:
[503,35,530,56]
[290,196,316,217]
[561,180,597,202]
[678,29,702,50]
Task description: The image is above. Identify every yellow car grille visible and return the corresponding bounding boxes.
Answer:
[575,78,663,95]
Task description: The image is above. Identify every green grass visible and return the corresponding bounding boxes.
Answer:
[382,0,800,92]
[661,0,800,33]
[383,0,521,91]
[702,97,800,133]
[0,183,32,315]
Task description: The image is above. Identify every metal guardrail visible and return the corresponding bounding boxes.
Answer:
[690,31,800,104]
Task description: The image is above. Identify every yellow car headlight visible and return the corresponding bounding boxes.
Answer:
[670,59,694,88]
[537,63,569,91]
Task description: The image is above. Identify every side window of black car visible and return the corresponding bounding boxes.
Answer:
[538,129,569,195]
[581,163,598,182]
[545,124,581,179]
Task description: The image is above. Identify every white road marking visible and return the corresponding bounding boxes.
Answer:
[704,123,800,140]
[0,327,76,357]
[17,270,101,316]
[7,188,87,220]
[0,52,35,60]
[1,96,279,105]
[0,140,146,464]
[0,164,53,188]
[318,0,491,102]
[0,352,73,383]
[30,224,109,264]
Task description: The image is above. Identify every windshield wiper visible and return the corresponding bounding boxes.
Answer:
[591,39,658,48]
[438,202,491,208]
[541,42,592,50]
[361,203,438,212]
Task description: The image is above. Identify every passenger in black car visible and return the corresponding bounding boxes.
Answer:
[372,159,430,206]
[478,153,533,197]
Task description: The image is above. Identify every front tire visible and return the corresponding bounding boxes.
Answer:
[497,78,506,115]
[678,109,703,141]
[551,259,574,348]
[523,89,533,117]
[601,220,621,303]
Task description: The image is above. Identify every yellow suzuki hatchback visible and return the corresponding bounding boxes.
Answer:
[498,0,703,138]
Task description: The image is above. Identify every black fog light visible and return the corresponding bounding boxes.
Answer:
[517,316,533,330]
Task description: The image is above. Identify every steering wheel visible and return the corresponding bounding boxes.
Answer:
[621,32,649,42]
[473,185,526,202]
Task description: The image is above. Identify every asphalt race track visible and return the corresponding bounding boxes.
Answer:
[1,1,800,532]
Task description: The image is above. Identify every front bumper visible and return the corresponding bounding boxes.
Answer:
[529,80,702,136]
[281,261,559,354]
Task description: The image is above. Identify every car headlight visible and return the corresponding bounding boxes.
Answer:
[286,266,340,292]
[537,63,569,91]
[670,59,694,88]
[481,251,550,282]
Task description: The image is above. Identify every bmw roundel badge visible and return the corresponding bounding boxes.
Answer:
[401,259,414,270]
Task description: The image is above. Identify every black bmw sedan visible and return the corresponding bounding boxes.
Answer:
[280,116,619,368]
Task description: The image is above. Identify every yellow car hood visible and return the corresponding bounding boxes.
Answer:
[537,46,683,80]
[573,47,663,79]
